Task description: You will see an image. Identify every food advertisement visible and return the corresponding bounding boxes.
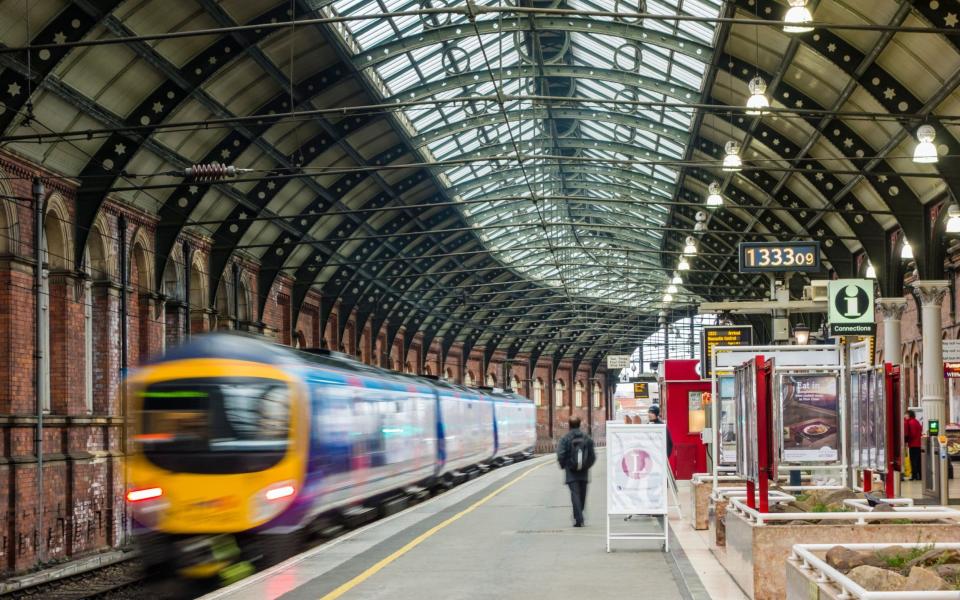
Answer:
[780,373,839,463]
[606,424,668,515]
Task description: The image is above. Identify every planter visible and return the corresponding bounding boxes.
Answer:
[722,505,960,600]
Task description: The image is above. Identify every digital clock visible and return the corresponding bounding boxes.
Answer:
[738,242,821,273]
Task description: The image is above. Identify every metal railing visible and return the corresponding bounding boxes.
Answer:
[731,497,960,526]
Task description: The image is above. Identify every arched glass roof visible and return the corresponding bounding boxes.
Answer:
[318,0,724,302]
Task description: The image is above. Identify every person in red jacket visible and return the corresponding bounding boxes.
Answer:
[904,410,923,481]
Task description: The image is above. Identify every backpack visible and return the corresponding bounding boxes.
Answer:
[569,434,588,472]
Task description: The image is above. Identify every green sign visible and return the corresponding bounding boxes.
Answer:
[827,279,876,336]
[929,419,940,436]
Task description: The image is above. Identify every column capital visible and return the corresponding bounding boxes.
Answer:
[911,280,951,306]
[876,297,907,320]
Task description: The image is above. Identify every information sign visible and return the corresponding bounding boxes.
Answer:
[778,373,840,463]
[701,326,753,379]
[738,241,821,273]
[944,340,960,363]
[633,382,650,399]
[827,279,876,336]
[607,355,632,370]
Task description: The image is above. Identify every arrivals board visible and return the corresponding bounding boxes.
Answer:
[701,326,753,380]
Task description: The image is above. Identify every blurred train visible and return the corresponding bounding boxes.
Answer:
[125,334,536,579]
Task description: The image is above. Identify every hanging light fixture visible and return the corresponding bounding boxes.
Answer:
[667,284,679,294]
[913,125,938,164]
[783,0,814,33]
[678,257,690,271]
[793,323,811,346]
[947,204,960,233]
[746,76,770,115]
[865,261,877,279]
[706,182,724,208]
[901,239,914,260]
[671,274,683,285]
[683,236,698,255]
[722,141,742,172]
[663,293,674,303]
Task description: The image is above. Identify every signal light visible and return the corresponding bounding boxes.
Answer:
[126,487,163,502]
[265,485,295,501]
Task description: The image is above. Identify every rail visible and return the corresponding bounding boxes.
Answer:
[729,497,960,526]
[789,543,960,599]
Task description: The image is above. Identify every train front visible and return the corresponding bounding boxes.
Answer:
[125,335,308,581]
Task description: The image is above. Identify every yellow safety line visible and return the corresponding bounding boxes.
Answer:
[318,460,548,600]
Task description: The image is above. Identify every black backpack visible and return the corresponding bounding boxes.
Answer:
[569,434,588,472]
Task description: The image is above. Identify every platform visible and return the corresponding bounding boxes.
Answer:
[203,455,741,600]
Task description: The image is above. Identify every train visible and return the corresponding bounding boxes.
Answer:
[124,333,536,579]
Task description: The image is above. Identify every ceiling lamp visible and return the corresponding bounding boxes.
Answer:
[678,257,690,271]
[947,204,960,233]
[683,236,698,255]
[783,0,814,33]
[913,125,938,164]
[722,141,742,172]
[706,182,724,208]
[671,274,683,285]
[901,239,914,260]
[694,221,707,232]
[667,284,678,294]
[865,261,877,279]
[746,76,770,115]
[793,323,811,346]
[663,293,674,303]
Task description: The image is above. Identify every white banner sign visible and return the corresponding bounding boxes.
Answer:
[945,340,960,362]
[606,423,668,516]
[607,355,632,369]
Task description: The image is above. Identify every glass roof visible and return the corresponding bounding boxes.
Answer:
[319,0,722,303]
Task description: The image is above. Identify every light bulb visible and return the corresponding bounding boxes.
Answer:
[723,141,742,172]
[947,204,960,233]
[663,293,673,303]
[913,125,938,164]
[706,182,724,207]
[783,0,814,33]
[746,76,770,115]
[678,258,690,271]
[683,236,697,255]
[671,274,682,285]
[865,262,877,279]
[694,222,707,232]
[667,284,678,294]
[901,240,914,260]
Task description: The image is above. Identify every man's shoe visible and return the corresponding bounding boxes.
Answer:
[574,522,584,527]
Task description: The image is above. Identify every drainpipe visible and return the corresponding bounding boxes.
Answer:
[32,177,45,563]
[182,241,191,340]
[232,262,240,331]
[118,215,128,380]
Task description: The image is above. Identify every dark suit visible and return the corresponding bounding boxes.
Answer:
[556,429,597,526]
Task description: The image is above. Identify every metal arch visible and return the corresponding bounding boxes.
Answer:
[352,16,712,70]
[450,164,675,199]
[461,180,674,219]
[399,63,699,115]
[414,104,690,151]
[463,194,671,230]
[453,136,685,165]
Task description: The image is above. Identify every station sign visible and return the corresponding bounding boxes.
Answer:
[738,241,821,273]
[944,340,960,363]
[945,362,960,379]
[607,354,632,370]
[700,326,753,380]
[633,382,650,399]
[827,279,876,337]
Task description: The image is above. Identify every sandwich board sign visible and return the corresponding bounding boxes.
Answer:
[827,279,876,337]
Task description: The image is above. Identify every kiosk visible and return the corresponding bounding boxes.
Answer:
[658,359,709,480]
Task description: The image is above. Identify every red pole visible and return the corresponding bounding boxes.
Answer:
[746,480,756,509]
[863,469,872,493]
[754,355,771,513]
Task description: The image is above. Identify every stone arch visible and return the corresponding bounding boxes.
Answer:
[575,380,584,408]
[424,364,433,376]
[593,381,602,408]
[512,374,521,393]
[533,377,544,406]
[43,193,72,271]
[237,274,251,323]
[85,215,114,281]
[464,371,475,387]
[163,244,184,302]
[554,378,565,407]
[0,174,20,256]
[130,228,153,293]
[188,253,208,334]
[486,372,496,387]
[294,330,306,349]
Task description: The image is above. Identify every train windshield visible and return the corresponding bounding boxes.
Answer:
[136,378,290,474]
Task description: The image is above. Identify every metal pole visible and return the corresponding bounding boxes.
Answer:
[182,242,191,340]
[119,215,128,377]
[31,177,44,564]
[232,262,240,330]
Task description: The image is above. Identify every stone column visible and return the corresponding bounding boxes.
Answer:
[912,281,951,425]
[877,298,907,366]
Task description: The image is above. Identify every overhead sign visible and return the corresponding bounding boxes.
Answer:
[739,241,821,273]
[633,382,649,399]
[701,326,753,379]
[607,355,632,370]
[827,279,876,336]
[944,340,960,363]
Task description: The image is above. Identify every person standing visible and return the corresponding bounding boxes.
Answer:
[904,410,923,481]
[648,405,674,458]
[556,416,596,527]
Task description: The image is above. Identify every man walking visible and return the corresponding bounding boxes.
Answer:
[904,410,923,481]
[557,416,596,527]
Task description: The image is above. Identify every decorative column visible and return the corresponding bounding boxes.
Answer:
[912,281,951,425]
[877,298,907,366]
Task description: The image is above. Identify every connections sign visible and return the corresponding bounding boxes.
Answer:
[827,279,876,336]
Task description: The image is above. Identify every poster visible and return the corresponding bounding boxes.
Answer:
[872,367,886,471]
[718,375,737,465]
[780,373,839,463]
[850,371,861,468]
[735,360,759,482]
[606,424,668,515]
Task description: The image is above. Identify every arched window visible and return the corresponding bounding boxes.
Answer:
[513,374,522,394]
[465,371,474,387]
[486,373,496,387]
[294,331,306,349]
[554,379,565,407]
[533,378,544,406]
[593,382,602,408]
[237,277,250,322]
[575,381,584,408]
[445,367,454,381]
[405,361,413,374]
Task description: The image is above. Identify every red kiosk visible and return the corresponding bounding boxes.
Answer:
[659,359,710,480]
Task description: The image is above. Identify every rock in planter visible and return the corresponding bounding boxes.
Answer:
[935,564,960,579]
[904,566,950,591]
[847,565,907,591]
[871,502,896,513]
[826,546,880,573]
[874,545,913,562]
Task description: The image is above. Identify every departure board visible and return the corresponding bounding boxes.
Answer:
[700,326,753,379]
[738,242,821,273]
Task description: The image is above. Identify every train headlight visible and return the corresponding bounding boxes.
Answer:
[251,481,297,522]
[126,486,169,527]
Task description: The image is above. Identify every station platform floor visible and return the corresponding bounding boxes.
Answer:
[203,454,745,600]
